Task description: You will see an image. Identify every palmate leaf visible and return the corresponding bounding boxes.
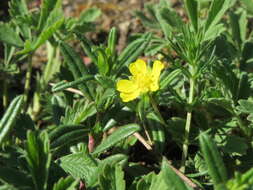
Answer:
[0,95,24,145]
[18,17,64,54]
[99,164,126,190]
[0,23,23,47]
[25,130,51,190]
[61,100,97,125]
[92,123,141,155]
[38,0,62,31]
[205,0,233,31]
[8,0,28,18]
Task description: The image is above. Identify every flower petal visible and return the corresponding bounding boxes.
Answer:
[129,59,147,76]
[152,60,164,78]
[120,90,140,102]
[116,79,138,93]
[150,82,159,91]
[150,61,164,92]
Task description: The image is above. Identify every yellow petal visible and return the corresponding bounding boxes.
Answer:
[116,79,138,93]
[152,60,164,78]
[150,82,159,92]
[129,59,147,76]
[120,90,140,102]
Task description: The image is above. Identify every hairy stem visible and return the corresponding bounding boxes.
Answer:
[24,55,33,110]
[180,77,195,173]
[3,80,8,109]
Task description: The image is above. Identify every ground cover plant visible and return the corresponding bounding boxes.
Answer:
[1,0,253,189]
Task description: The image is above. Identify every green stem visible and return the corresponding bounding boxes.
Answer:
[3,80,8,109]
[149,94,166,125]
[180,77,195,173]
[24,55,33,111]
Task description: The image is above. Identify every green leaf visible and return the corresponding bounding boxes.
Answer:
[99,164,126,190]
[79,7,101,22]
[52,75,94,92]
[0,95,24,144]
[241,0,253,15]
[160,69,182,90]
[18,17,64,54]
[52,176,78,190]
[199,132,227,189]
[146,112,165,154]
[229,10,247,47]
[223,135,248,155]
[96,49,109,75]
[205,0,232,31]
[77,33,97,64]
[0,23,23,47]
[0,167,32,188]
[59,152,98,187]
[226,168,253,190]
[154,6,171,38]
[161,157,193,190]
[108,27,117,55]
[38,0,62,31]
[237,99,253,113]
[92,123,141,155]
[25,131,51,190]
[61,100,96,125]
[160,7,183,30]
[184,0,198,31]
[59,41,92,100]
[117,33,152,72]
[9,0,28,17]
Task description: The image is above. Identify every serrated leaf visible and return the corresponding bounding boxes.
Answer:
[52,75,94,92]
[99,164,126,190]
[25,131,51,190]
[92,124,141,155]
[0,95,24,144]
[18,18,64,54]
[0,23,23,47]
[199,132,227,189]
[160,69,182,90]
[117,33,152,73]
[59,152,98,187]
[59,41,92,100]
[52,176,78,190]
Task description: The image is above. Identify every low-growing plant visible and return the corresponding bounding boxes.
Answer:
[1,0,253,189]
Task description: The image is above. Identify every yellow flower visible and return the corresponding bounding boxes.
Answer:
[116,59,164,102]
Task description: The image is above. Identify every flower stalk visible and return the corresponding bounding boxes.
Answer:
[180,72,196,173]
